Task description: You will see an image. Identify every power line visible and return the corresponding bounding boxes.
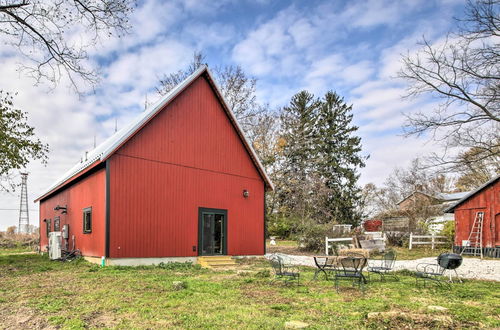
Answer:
[0,208,38,211]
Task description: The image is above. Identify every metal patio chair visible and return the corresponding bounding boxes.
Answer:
[269,254,300,286]
[367,249,398,282]
[415,253,463,288]
[415,262,450,288]
[333,253,367,292]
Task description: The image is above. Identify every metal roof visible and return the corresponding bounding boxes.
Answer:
[35,65,274,202]
[396,190,471,206]
[443,174,500,213]
[435,191,470,201]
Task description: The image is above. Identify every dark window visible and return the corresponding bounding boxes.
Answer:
[83,207,92,234]
[54,217,60,232]
[46,219,51,237]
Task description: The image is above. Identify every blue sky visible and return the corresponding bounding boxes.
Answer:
[0,0,467,230]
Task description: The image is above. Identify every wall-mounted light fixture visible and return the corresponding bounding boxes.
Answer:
[54,205,67,214]
[243,189,249,198]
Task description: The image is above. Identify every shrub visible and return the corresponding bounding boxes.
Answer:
[386,232,409,247]
[296,219,332,252]
[440,221,455,244]
[0,232,38,249]
[267,214,297,238]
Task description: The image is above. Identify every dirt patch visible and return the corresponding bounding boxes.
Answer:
[337,288,365,301]
[0,306,55,330]
[366,311,477,329]
[84,311,120,328]
[241,284,294,305]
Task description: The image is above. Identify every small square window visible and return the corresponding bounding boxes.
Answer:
[83,207,92,234]
[46,219,51,237]
[54,217,60,232]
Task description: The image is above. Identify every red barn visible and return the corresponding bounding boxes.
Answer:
[445,175,500,258]
[35,65,273,265]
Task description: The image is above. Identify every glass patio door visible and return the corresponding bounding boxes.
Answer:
[199,208,227,255]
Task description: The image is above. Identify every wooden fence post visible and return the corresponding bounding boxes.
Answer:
[409,233,413,250]
[325,236,329,256]
[431,234,435,249]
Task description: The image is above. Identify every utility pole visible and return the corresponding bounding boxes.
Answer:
[18,173,29,234]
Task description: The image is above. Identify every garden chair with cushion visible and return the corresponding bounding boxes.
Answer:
[367,249,398,282]
[269,254,300,285]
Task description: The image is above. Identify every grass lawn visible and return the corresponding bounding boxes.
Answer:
[1,251,499,329]
[0,246,33,255]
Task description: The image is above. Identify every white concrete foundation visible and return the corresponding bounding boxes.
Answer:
[84,256,197,266]
[232,255,265,259]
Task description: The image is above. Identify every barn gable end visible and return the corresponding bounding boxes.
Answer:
[114,74,262,180]
[106,73,266,258]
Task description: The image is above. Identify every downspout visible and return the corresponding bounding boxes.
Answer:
[105,160,110,258]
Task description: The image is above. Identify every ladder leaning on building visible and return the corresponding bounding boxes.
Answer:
[460,211,484,259]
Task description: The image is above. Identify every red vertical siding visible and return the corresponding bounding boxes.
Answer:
[108,75,265,258]
[454,180,499,248]
[39,168,106,256]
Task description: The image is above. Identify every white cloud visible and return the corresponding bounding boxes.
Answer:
[232,8,311,76]
[183,22,236,49]
[105,39,192,91]
[92,0,184,56]
[341,0,420,28]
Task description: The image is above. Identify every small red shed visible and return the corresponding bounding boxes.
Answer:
[445,175,500,258]
[35,65,273,265]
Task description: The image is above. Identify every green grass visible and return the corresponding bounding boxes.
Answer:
[0,246,33,255]
[266,239,298,247]
[0,251,499,329]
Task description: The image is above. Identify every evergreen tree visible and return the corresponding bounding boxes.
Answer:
[278,91,319,222]
[271,90,366,241]
[314,91,366,225]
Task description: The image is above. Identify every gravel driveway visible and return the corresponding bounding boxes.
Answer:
[266,253,500,281]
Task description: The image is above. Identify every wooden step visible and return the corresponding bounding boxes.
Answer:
[198,256,237,269]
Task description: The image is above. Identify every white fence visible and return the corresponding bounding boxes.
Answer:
[325,237,353,255]
[409,233,448,250]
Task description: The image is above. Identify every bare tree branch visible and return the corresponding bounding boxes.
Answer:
[0,0,135,92]
[399,0,500,170]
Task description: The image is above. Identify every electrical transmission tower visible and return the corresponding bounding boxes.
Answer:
[18,173,30,234]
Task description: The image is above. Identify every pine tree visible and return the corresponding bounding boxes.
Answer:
[278,91,319,221]
[275,90,366,236]
[314,91,366,225]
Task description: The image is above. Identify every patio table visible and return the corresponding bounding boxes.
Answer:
[313,256,344,280]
